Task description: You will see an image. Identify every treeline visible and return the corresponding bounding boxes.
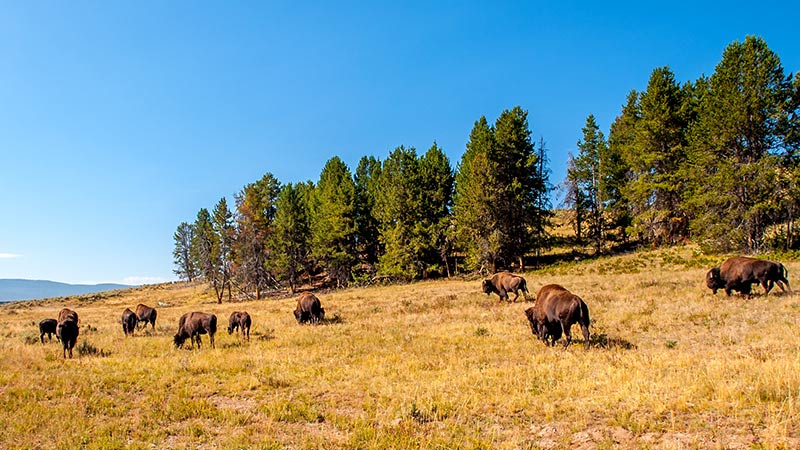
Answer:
[173,106,552,300]
[565,36,800,253]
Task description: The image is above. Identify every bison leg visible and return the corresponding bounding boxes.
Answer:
[776,279,792,294]
[562,322,572,349]
[764,280,773,295]
[581,324,590,350]
[512,290,519,302]
[210,333,215,349]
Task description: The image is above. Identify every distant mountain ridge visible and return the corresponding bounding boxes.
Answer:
[0,279,132,302]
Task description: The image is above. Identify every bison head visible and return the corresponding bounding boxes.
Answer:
[706,267,724,293]
[173,334,187,348]
[482,280,497,295]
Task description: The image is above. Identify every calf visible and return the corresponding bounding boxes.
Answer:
[135,304,157,329]
[121,308,138,336]
[227,311,252,340]
[525,284,590,349]
[39,318,58,343]
[294,292,325,324]
[174,312,217,349]
[482,271,529,302]
[56,308,79,358]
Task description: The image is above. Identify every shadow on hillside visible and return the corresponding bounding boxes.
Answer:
[321,313,345,325]
[524,240,641,270]
[589,333,637,350]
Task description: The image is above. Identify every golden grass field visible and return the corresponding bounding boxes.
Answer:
[2,246,800,449]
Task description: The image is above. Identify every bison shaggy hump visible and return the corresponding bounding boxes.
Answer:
[121,308,138,336]
[135,304,157,330]
[525,284,590,349]
[294,292,325,324]
[481,271,529,302]
[706,256,792,297]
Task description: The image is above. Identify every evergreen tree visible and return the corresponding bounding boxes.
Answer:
[211,197,234,303]
[605,90,638,242]
[685,36,793,252]
[563,153,589,242]
[270,182,311,293]
[572,114,607,253]
[531,137,554,256]
[418,142,454,277]
[234,173,281,299]
[353,156,382,273]
[172,222,197,281]
[190,208,218,288]
[374,146,423,279]
[310,157,356,288]
[624,67,689,245]
[453,117,498,271]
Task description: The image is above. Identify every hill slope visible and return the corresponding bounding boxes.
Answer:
[0,247,798,448]
[0,279,131,302]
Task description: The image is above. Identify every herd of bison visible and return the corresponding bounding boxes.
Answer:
[37,256,793,358]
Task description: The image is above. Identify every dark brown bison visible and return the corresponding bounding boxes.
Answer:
[174,312,217,349]
[482,271,529,302]
[121,308,138,336]
[294,292,325,324]
[135,304,157,329]
[39,318,58,343]
[525,284,590,349]
[706,256,792,296]
[227,311,251,340]
[56,308,79,358]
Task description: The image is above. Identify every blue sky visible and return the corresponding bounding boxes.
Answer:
[0,1,797,285]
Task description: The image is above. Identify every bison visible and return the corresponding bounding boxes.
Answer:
[135,304,157,330]
[294,292,325,324]
[525,284,590,349]
[482,271,529,302]
[706,256,792,297]
[174,312,217,349]
[227,311,252,340]
[56,308,79,358]
[121,308,138,336]
[39,318,58,343]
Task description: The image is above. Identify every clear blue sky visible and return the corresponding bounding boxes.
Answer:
[0,1,797,285]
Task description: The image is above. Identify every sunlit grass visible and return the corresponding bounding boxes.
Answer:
[1,246,799,448]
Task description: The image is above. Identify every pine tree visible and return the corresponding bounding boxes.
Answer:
[453,117,497,271]
[211,197,234,303]
[190,208,218,288]
[353,156,382,274]
[172,222,197,281]
[234,173,281,299]
[374,146,423,279]
[270,182,311,293]
[605,90,638,242]
[531,137,554,256]
[310,157,356,288]
[685,36,793,252]
[418,142,454,277]
[563,153,589,242]
[624,67,689,245]
[573,114,607,253]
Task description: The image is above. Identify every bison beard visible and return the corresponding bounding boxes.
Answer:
[56,308,79,358]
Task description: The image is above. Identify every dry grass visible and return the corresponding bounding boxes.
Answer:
[2,246,800,449]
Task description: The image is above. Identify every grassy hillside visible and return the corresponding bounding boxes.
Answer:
[1,246,799,449]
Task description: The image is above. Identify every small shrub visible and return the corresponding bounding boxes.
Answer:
[474,327,490,337]
[76,341,111,357]
[665,340,678,349]
[23,333,40,345]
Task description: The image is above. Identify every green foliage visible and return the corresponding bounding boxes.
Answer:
[571,114,607,253]
[172,222,197,281]
[269,182,311,293]
[310,157,356,287]
[354,156,382,270]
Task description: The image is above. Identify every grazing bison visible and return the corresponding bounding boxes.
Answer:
[39,318,58,343]
[525,284,590,349]
[482,271,529,302]
[294,292,325,324]
[174,312,217,349]
[56,308,79,358]
[121,308,138,336]
[135,304,157,329]
[227,311,252,340]
[706,256,792,297]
